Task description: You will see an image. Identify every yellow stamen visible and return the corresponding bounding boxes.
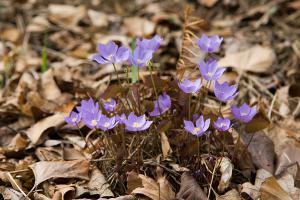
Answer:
[193,127,199,134]
[133,122,141,128]
[103,122,110,127]
[207,72,213,77]
[91,119,97,126]
[71,118,77,122]
[241,112,247,116]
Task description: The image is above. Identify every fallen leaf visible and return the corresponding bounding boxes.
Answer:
[123,17,155,37]
[218,45,276,73]
[26,113,65,144]
[216,189,240,200]
[241,182,260,200]
[0,186,24,200]
[30,160,89,187]
[27,15,50,32]
[0,27,20,43]
[88,9,108,27]
[260,176,293,200]
[218,157,233,192]
[48,4,86,27]
[128,171,175,200]
[175,172,208,200]
[160,132,172,159]
[275,146,300,175]
[240,131,275,174]
[41,69,62,101]
[198,0,218,7]
[87,167,114,197]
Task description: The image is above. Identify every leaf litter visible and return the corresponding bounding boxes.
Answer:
[0,0,300,199]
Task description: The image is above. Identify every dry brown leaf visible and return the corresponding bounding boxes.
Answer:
[216,189,240,200]
[33,192,51,200]
[128,171,175,200]
[0,186,24,200]
[260,176,293,200]
[87,167,114,197]
[218,157,233,192]
[99,196,135,200]
[277,170,300,199]
[88,9,108,27]
[27,15,50,32]
[30,160,89,187]
[0,27,20,43]
[240,131,275,174]
[123,17,155,37]
[26,113,65,144]
[48,4,86,27]
[255,168,273,189]
[175,172,208,200]
[218,45,276,73]
[198,0,218,7]
[41,69,62,101]
[160,132,172,158]
[276,146,300,175]
[241,182,260,200]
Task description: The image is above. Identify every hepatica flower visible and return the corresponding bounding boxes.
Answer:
[149,93,171,117]
[116,113,126,124]
[93,40,129,64]
[214,81,238,102]
[97,115,118,131]
[103,98,117,112]
[178,78,202,93]
[65,111,81,126]
[129,46,153,67]
[214,117,231,132]
[77,98,99,118]
[124,112,153,132]
[137,35,162,52]
[231,103,257,123]
[82,111,102,129]
[184,115,210,137]
[199,59,226,81]
[197,34,223,53]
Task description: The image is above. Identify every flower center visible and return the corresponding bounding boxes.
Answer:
[133,122,141,128]
[137,59,141,64]
[71,118,77,122]
[220,123,227,127]
[193,127,199,134]
[107,54,113,60]
[91,119,98,126]
[103,122,110,127]
[240,112,248,116]
[207,72,213,77]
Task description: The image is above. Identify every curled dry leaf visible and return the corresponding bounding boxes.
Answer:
[218,45,276,73]
[41,69,62,101]
[127,171,175,200]
[160,131,172,159]
[87,167,114,197]
[48,4,86,27]
[123,17,155,37]
[241,182,260,200]
[218,157,233,192]
[25,113,65,144]
[30,160,89,187]
[88,9,108,27]
[0,186,24,200]
[260,176,293,200]
[216,189,240,200]
[275,145,300,175]
[175,172,208,200]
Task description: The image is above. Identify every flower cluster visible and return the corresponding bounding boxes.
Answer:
[180,34,257,136]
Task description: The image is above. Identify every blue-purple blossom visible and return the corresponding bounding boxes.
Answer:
[231,103,257,123]
[77,98,100,118]
[197,34,223,53]
[214,117,231,132]
[93,41,129,64]
[136,35,163,52]
[116,113,126,124]
[97,115,118,131]
[149,93,171,117]
[123,112,153,132]
[103,98,117,112]
[184,115,210,137]
[214,81,238,102]
[82,111,102,129]
[65,111,81,126]
[129,46,153,67]
[178,78,202,94]
[199,59,226,81]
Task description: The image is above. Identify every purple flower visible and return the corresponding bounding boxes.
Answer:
[184,115,210,137]
[178,78,202,93]
[214,81,238,102]
[82,110,102,129]
[136,35,163,52]
[197,34,223,53]
[231,103,257,123]
[149,93,171,116]
[93,41,129,64]
[116,113,126,124]
[65,111,81,126]
[214,117,231,132]
[103,98,117,112]
[123,112,153,132]
[97,115,118,131]
[199,59,226,81]
[129,46,153,67]
[77,98,100,118]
